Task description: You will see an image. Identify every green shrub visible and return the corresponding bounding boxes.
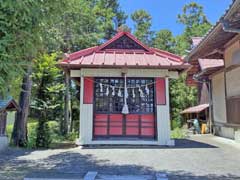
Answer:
[6,119,76,149]
[36,120,52,148]
[172,118,184,129]
[171,127,187,139]
[65,131,78,141]
[6,124,13,139]
[27,121,38,148]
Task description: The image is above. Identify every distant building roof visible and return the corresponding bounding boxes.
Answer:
[181,104,209,114]
[0,97,19,112]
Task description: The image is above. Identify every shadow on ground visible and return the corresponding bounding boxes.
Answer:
[24,151,238,180]
[0,139,237,180]
[81,139,218,149]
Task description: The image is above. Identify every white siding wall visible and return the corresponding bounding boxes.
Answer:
[78,76,93,144]
[224,39,240,68]
[156,78,174,145]
[212,72,227,123]
[226,67,240,97]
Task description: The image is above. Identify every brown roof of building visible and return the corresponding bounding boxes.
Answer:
[181,104,209,114]
[198,59,224,71]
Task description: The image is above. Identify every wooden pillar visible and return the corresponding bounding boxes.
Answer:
[0,111,7,136]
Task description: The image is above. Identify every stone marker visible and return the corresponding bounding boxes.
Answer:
[156,173,168,180]
[84,172,98,180]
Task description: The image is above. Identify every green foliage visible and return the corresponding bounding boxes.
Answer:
[0,0,65,94]
[171,127,187,139]
[26,121,38,149]
[170,75,197,128]
[31,57,64,148]
[152,30,176,53]
[167,3,212,129]
[177,2,209,27]
[175,2,212,55]
[92,0,127,40]
[7,119,37,148]
[7,120,73,149]
[36,120,51,148]
[31,53,64,121]
[44,0,127,53]
[131,9,153,45]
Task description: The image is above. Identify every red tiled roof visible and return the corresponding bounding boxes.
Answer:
[181,104,209,114]
[59,32,190,70]
[198,59,224,71]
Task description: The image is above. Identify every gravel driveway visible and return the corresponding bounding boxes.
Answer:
[0,135,240,180]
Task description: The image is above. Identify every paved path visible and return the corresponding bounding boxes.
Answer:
[0,135,240,180]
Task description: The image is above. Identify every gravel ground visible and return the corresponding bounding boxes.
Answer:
[0,135,240,180]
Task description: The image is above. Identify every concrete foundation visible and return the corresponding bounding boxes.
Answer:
[214,125,240,143]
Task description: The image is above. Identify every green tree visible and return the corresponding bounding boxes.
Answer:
[92,0,127,40]
[4,0,127,146]
[31,53,64,121]
[1,0,65,146]
[131,10,153,45]
[45,0,127,135]
[31,99,59,148]
[175,2,211,55]
[177,2,209,27]
[152,30,176,53]
[170,75,197,128]
[169,2,212,128]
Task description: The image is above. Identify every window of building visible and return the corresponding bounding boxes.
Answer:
[94,78,154,114]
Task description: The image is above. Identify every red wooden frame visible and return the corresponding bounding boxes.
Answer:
[156,78,166,105]
[94,114,108,136]
[83,77,94,104]
[93,113,155,138]
[126,114,139,136]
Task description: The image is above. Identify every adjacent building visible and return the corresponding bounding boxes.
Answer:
[186,0,240,141]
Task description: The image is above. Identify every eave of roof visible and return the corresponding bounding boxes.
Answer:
[0,98,19,112]
[181,104,209,114]
[190,59,224,79]
[198,59,224,71]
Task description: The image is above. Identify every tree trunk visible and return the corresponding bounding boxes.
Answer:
[12,65,32,147]
[69,78,72,132]
[61,72,71,135]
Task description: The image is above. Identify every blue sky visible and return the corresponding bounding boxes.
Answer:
[119,0,232,36]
